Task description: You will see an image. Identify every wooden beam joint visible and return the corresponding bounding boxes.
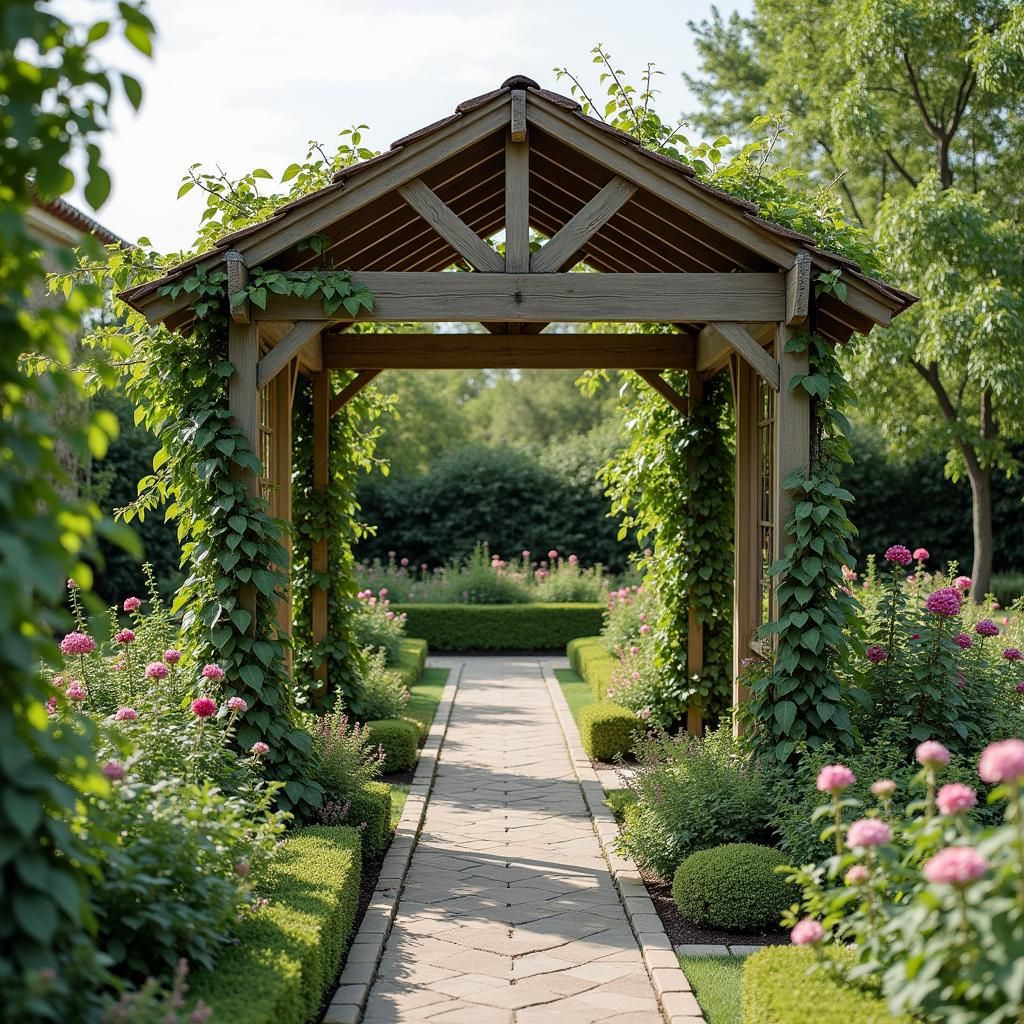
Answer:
[225,251,250,324]
[635,369,688,416]
[786,251,812,326]
[510,89,527,142]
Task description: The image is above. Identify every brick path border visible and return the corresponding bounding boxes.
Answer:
[539,659,706,1024]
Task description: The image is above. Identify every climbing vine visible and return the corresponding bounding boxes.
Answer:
[748,278,861,762]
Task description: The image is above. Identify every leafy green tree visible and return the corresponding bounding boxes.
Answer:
[0,2,151,1017]
[686,0,1024,595]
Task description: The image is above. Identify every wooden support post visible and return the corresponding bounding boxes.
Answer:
[272,369,293,641]
[311,371,330,694]
[774,321,811,551]
[686,369,705,735]
[505,135,530,273]
[510,89,527,142]
[228,320,259,624]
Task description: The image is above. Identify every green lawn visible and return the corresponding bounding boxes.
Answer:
[554,666,597,726]
[679,955,745,1024]
[405,666,449,736]
[389,782,409,830]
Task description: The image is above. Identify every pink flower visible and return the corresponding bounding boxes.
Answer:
[630,645,640,656]
[884,545,912,566]
[145,661,168,679]
[936,783,977,816]
[1016,682,1024,694]
[60,632,96,656]
[522,550,531,560]
[114,707,138,722]
[926,587,961,617]
[638,708,652,720]
[163,649,182,664]
[847,818,892,848]
[400,558,409,567]
[1003,648,1022,662]
[923,846,988,886]
[548,550,558,560]
[640,624,652,635]
[975,619,999,636]
[871,779,897,799]
[251,741,270,756]
[817,764,856,794]
[978,738,1024,784]
[101,761,125,782]
[790,919,824,946]
[234,860,250,876]
[66,682,87,701]
[67,578,78,590]
[841,566,857,581]
[385,611,395,620]
[866,644,887,664]
[190,696,217,718]
[226,696,248,713]
[953,632,972,649]
[123,596,141,612]
[201,664,225,681]
[955,576,972,591]
[844,865,870,886]
[568,554,579,565]
[45,697,58,716]
[912,548,930,561]
[114,629,135,645]
[916,740,951,768]
[379,588,388,596]
[52,675,64,689]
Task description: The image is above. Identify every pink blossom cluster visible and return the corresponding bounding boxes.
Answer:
[816,764,855,794]
[60,632,96,656]
[925,586,962,617]
[866,644,887,664]
[884,545,913,566]
[114,629,135,645]
[847,818,892,848]
[975,619,999,637]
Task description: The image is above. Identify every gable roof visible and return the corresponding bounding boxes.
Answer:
[121,75,914,342]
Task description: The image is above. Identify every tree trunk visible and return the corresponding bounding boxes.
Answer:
[965,459,993,600]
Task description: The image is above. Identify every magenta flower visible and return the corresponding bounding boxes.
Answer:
[400,557,409,567]
[871,778,897,799]
[101,761,125,782]
[45,697,58,716]
[925,587,962,617]
[123,596,141,613]
[1016,682,1024,694]
[66,682,87,701]
[847,818,892,848]
[251,741,270,756]
[114,629,136,645]
[955,576,972,591]
[163,648,182,665]
[884,545,912,565]
[844,865,870,886]
[201,664,225,681]
[226,696,248,713]
[866,644,887,664]
[978,738,1024,784]
[936,782,977,816]
[114,707,138,722]
[790,919,824,946]
[953,632,973,649]
[144,662,168,679]
[916,740,951,768]
[975,619,999,637]
[1003,648,1022,662]
[816,764,856,794]
[548,549,558,561]
[60,632,95,656]
[912,547,930,561]
[640,624,652,635]
[190,696,218,718]
[923,846,988,886]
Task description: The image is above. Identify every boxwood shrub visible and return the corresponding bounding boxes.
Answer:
[672,843,796,930]
[347,781,392,859]
[393,603,604,651]
[567,636,616,698]
[579,701,638,761]
[364,718,419,773]
[394,637,428,686]
[188,826,361,1024]
[742,947,912,1024]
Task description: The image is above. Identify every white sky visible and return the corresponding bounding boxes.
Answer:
[73,0,750,253]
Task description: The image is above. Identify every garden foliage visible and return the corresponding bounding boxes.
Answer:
[364,719,420,774]
[578,703,638,762]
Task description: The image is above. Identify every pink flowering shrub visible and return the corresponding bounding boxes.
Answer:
[783,741,1024,1023]
[353,589,409,663]
[605,637,686,730]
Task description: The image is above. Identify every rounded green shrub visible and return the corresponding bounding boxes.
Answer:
[364,718,419,773]
[672,843,796,930]
[347,782,392,859]
[579,701,638,761]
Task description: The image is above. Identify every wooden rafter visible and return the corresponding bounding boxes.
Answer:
[397,178,503,272]
[256,321,321,389]
[322,332,695,370]
[329,369,382,416]
[249,272,786,323]
[530,176,637,274]
[635,370,688,416]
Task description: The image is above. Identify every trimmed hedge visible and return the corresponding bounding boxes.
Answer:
[579,701,638,761]
[672,843,796,930]
[567,636,617,698]
[189,826,361,1024]
[392,603,604,651]
[348,781,392,859]
[394,637,428,687]
[365,718,419,773]
[743,947,912,1024]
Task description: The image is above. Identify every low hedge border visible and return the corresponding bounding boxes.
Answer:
[189,825,361,1024]
[347,781,392,859]
[393,637,428,686]
[392,603,604,652]
[579,701,638,761]
[567,636,617,699]
[365,718,419,773]
[742,947,912,1024]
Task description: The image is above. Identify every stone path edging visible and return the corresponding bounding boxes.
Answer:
[539,659,706,1024]
[324,660,465,1024]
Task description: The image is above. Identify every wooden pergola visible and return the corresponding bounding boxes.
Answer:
[123,75,914,725]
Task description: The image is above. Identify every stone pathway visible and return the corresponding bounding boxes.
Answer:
[360,657,670,1023]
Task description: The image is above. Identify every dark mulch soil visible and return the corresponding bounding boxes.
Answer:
[382,767,416,786]
[640,869,788,948]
